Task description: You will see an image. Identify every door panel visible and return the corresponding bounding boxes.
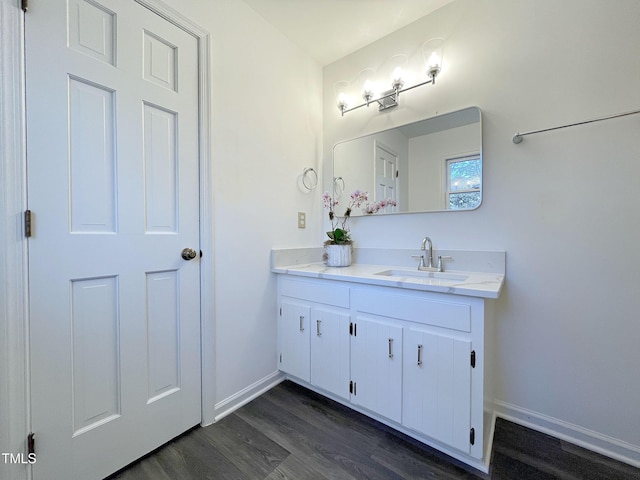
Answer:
[71,276,120,436]
[310,307,350,399]
[68,78,117,233]
[146,270,181,402]
[278,301,311,382]
[143,104,179,232]
[351,316,402,423]
[403,329,471,453]
[26,1,201,478]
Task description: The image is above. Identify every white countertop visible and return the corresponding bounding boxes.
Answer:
[272,262,504,299]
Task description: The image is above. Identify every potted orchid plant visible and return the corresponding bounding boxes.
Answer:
[322,190,399,266]
[322,190,368,266]
[322,190,368,245]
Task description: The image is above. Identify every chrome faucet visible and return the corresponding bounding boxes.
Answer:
[413,236,452,272]
[420,236,434,269]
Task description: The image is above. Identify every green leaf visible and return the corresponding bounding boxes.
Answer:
[333,228,347,243]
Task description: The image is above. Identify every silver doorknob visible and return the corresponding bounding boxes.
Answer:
[181,248,197,260]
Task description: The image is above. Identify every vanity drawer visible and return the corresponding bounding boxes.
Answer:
[279,277,350,308]
[352,289,471,332]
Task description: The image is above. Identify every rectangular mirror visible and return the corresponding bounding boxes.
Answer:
[333,106,482,215]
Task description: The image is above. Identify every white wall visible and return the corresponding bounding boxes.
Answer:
[160,0,323,407]
[324,0,640,464]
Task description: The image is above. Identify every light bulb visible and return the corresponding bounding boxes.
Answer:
[392,67,404,90]
[336,92,348,111]
[428,52,441,71]
[362,80,375,101]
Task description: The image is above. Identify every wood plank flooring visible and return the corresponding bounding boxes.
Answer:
[109,381,640,480]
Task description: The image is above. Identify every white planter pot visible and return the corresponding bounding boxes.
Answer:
[324,244,352,267]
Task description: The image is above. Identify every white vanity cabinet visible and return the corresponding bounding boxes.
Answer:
[351,286,485,459]
[277,276,351,399]
[276,273,488,469]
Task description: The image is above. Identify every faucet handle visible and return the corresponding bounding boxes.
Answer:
[437,255,452,272]
[410,254,425,269]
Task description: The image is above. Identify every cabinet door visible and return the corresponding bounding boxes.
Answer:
[403,328,471,453]
[278,301,311,382]
[310,307,350,399]
[350,316,402,423]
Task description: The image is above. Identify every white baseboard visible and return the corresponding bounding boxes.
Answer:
[208,371,284,425]
[493,400,640,468]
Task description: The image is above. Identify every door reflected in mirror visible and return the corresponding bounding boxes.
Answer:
[333,106,482,215]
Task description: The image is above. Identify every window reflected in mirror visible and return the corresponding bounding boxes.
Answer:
[447,153,481,210]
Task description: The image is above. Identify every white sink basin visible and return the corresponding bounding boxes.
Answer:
[374,269,469,282]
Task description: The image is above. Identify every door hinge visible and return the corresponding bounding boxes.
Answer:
[470,428,475,445]
[470,350,476,368]
[24,210,32,237]
[21,0,28,12]
[27,432,35,455]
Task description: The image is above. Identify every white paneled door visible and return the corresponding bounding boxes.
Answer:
[26,1,201,478]
[374,143,398,212]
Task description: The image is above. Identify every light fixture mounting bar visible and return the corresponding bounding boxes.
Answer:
[340,78,435,116]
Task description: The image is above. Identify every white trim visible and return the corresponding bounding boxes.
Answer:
[494,400,640,468]
[133,0,216,427]
[0,1,28,479]
[483,409,497,473]
[212,372,284,424]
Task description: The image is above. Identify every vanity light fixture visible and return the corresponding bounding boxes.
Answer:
[337,38,444,116]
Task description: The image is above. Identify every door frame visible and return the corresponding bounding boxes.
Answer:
[0,2,214,479]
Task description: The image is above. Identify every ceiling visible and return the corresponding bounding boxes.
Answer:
[241,0,454,66]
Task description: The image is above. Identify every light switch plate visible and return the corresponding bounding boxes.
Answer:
[297,212,306,229]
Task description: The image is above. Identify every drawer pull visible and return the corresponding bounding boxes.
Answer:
[299,315,304,332]
[417,344,423,366]
[388,338,394,358]
[316,319,322,336]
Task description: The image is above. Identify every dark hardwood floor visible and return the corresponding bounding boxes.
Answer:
[109,381,640,480]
